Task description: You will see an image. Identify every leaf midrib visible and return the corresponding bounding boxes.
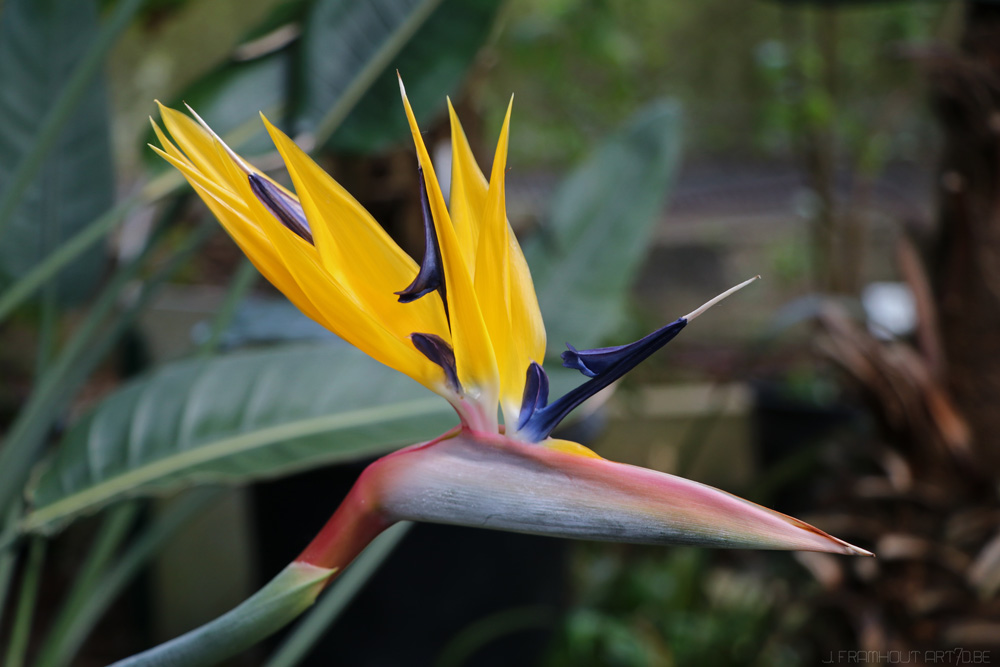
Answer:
[23,397,449,532]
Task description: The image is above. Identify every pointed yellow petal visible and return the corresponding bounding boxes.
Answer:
[543,438,603,459]
[399,76,499,412]
[153,109,443,391]
[156,102,234,186]
[474,99,519,421]
[181,102,299,203]
[446,99,483,270]
[150,131,247,218]
[252,195,442,389]
[507,228,545,355]
[259,115,450,345]
[150,139,326,326]
[455,97,546,420]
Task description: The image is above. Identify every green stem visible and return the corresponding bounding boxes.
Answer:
[112,475,399,665]
[37,490,217,667]
[264,522,412,667]
[197,258,258,357]
[0,196,139,326]
[0,502,24,631]
[111,560,335,667]
[36,280,58,377]
[0,0,148,240]
[3,537,46,667]
[34,502,140,667]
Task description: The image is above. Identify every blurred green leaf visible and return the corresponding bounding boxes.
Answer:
[771,0,905,4]
[23,343,452,534]
[295,0,442,142]
[239,0,311,43]
[311,0,504,153]
[525,99,683,353]
[23,340,586,536]
[146,52,290,170]
[150,0,502,162]
[0,0,114,304]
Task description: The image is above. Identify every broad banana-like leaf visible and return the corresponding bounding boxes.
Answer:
[23,343,450,534]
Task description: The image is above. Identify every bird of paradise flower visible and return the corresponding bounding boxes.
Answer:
[115,77,871,666]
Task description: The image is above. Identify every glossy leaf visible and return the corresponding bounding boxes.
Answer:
[0,0,113,304]
[24,343,452,534]
[524,99,683,352]
[296,0,503,152]
[25,341,585,536]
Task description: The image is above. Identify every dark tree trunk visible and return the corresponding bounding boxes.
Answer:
[930,2,1000,476]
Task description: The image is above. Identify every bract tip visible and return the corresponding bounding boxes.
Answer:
[684,275,760,322]
[183,103,253,174]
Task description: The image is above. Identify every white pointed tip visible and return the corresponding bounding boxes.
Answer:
[183,101,203,122]
[184,103,252,174]
[683,275,760,322]
[847,544,876,558]
[397,71,407,100]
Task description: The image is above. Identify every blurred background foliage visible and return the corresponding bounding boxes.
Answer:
[4,0,1000,665]
[488,0,939,165]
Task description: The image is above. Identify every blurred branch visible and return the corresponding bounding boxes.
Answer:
[34,502,140,667]
[3,537,46,667]
[0,502,23,633]
[38,489,221,667]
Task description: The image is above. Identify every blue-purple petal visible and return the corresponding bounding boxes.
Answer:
[411,332,460,393]
[396,168,447,318]
[519,318,688,441]
[517,362,550,430]
[248,174,313,244]
[561,319,687,378]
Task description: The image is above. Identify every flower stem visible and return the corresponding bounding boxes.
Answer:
[110,561,335,667]
[295,466,392,571]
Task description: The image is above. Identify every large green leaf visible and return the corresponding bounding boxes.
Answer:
[23,342,583,535]
[23,343,453,534]
[295,0,503,152]
[524,99,683,352]
[0,0,113,304]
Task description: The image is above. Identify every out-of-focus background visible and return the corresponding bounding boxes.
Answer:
[3,0,1000,665]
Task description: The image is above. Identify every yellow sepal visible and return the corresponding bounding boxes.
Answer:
[474,99,518,422]
[398,75,499,413]
[446,99,482,270]
[152,108,444,392]
[259,115,450,346]
[450,98,547,421]
[543,439,604,459]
